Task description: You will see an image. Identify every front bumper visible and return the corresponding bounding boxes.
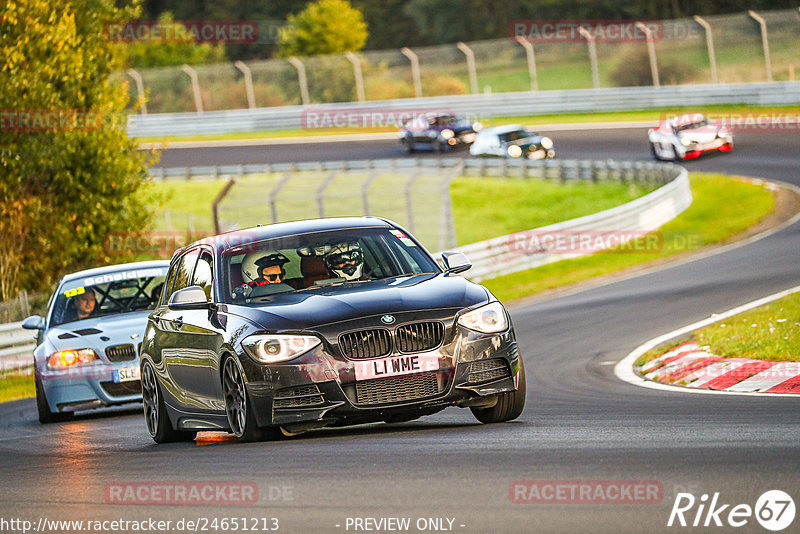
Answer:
[38,361,142,413]
[239,325,520,429]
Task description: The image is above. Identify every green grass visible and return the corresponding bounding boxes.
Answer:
[0,371,34,403]
[451,178,655,246]
[482,173,775,302]
[637,292,800,367]
[134,105,800,143]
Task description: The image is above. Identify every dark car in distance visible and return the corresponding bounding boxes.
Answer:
[398,112,481,153]
[140,217,525,443]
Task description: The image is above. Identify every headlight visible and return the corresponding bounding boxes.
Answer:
[540,136,553,149]
[472,122,483,131]
[440,128,454,140]
[507,145,522,158]
[242,334,321,364]
[457,302,508,334]
[48,349,99,368]
[680,136,691,146]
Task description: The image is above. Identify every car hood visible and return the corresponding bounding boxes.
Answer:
[226,273,489,331]
[678,126,724,144]
[44,311,151,353]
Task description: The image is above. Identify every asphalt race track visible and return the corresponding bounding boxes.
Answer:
[2,127,799,533]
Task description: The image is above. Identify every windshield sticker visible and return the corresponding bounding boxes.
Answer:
[390,230,416,247]
[63,287,85,298]
[83,267,167,287]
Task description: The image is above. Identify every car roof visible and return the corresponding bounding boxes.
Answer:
[479,124,528,135]
[668,113,707,127]
[189,217,398,254]
[60,260,171,284]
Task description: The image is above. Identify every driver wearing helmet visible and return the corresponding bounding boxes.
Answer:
[232,252,290,300]
[324,242,365,281]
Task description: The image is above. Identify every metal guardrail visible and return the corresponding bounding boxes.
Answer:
[0,321,35,373]
[445,166,691,281]
[128,81,800,138]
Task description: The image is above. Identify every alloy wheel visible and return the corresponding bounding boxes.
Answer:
[223,358,247,437]
[141,363,159,437]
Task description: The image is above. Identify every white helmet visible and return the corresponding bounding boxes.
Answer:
[240,252,289,283]
[324,242,364,280]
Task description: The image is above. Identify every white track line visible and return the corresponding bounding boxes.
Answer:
[614,284,800,397]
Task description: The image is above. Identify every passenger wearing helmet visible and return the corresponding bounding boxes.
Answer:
[324,242,365,281]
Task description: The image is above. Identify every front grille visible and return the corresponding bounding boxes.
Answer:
[396,321,444,353]
[355,371,440,405]
[100,380,141,397]
[467,359,511,384]
[339,329,392,359]
[105,344,137,362]
[273,385,324,408]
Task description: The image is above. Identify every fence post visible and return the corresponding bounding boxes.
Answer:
[748,10,773,82]
[269,170,293,224]
[316,172,337,218]
[693,16,718,84]
[234,61,257,109]
[288,57,310,106]
[126,68,147,114]
[211,178,236,234]
[635,22,660,87]
[578,28,600,89]
[345,52,366,103]
[456,42,479,94]
[515,37,538,91]
[181,65,204,113]
[401,47,423,98]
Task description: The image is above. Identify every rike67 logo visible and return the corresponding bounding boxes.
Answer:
[668,490,795,531]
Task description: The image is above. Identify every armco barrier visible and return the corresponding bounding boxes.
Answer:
[446,166,691,281]
[128,81,800,138]
[0,321,35,372]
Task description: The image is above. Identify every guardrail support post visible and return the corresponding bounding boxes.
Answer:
[577,28,600,89]
[234,61,257,109]
[693,16,718,84]
[514,37,538,92]
[181,65,204,113]
[401,47,423,98]
[748,10,773,82]
[456,42,479,94]
[635,22,660,87]
[288,57,310,106]
[345,52,366,103]
[126,68,147,114]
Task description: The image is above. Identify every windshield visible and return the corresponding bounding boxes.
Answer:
[51,266,168,326]
[223,228,440,304]
[674,119,709,133]
[498,130,532,143]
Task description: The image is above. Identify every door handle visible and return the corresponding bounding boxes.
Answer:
[174,316,183,328]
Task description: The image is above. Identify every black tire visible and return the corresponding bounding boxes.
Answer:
[35,377,73,424]
[222,357,277,443]
[650,142,660,161]
[142,361,196,443]
[470,358,527,424]
[432,138,443,153]
[401,137,414,154]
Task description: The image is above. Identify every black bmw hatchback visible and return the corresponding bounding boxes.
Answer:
[140,217,525,443]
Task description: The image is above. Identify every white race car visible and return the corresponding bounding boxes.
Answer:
[648,113,733,161]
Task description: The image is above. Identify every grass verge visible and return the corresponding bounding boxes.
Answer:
[483,173,775,302]
[636,291,800,367]
[134,105,800,144]
[0,371,34,404]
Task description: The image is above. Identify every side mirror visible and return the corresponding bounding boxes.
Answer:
[22,315,45,330]
[441,251,472,274]
[169,286,211,310]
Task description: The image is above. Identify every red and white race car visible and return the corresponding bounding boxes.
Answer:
[648,113,734,161]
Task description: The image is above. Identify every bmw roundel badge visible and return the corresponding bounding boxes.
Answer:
[381,315,396,324]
